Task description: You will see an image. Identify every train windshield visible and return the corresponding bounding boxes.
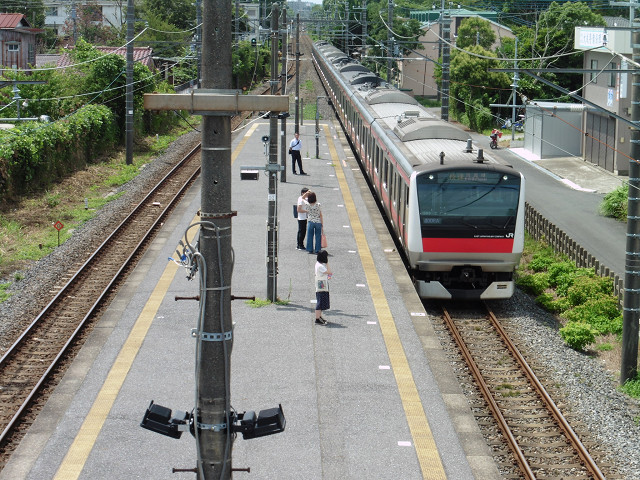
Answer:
[416,169,520,234]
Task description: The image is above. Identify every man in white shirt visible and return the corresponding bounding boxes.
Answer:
[289,132,305,175]
[296,187,309,250]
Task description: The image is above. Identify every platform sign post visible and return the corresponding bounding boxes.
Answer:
[53,221,63,246]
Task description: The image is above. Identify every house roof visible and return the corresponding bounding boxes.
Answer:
[0,13,31,29]
[37,46,156,70]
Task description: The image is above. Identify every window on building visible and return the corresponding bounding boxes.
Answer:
[609,62,617,87]
[590,59,598,83]
[46,6,57,16]
[7,44,19,52]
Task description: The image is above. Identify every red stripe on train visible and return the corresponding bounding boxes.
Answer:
[422,238,514,253]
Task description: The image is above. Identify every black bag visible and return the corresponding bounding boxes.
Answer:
[288,147,292,154]
[293,204,298,218]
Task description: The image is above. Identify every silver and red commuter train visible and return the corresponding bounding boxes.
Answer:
[312,41,526,300]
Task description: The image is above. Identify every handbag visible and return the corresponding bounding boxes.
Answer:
[293,204,298,218]
[321,233,328,248]
[288,147,292,154]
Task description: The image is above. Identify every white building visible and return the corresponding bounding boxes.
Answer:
[43,0,123,35]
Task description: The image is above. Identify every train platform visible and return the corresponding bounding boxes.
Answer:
[1,119,499,479]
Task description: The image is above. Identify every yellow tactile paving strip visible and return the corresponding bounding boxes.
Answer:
[324,123,447,479]
[53,261,179,480]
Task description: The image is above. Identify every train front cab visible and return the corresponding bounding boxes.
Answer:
[407,166,525,300]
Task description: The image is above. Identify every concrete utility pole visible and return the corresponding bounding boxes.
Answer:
[440,0,450,121]
[196,0,202,87]
[280,8,288,183]
[267,4,280,302]
[386,0,393,83]
[510,37,518,141]
[622,11,640,384]
[295,13,300,133]
[125,0,134,165]
[199,0,233,476]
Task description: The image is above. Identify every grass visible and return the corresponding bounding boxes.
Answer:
[246,297,291,307]
[0,123,193,285]
[0,282,11,302]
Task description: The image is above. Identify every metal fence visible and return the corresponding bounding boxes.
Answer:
[524,202,623,307]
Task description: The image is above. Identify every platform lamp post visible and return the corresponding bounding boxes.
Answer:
[315,95,328,158]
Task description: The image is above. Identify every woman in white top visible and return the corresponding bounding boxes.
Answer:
[304,192,323,254]
[314,250,332,325]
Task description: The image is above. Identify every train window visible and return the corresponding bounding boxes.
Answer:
[382,157,389,190]
[416,170,521,234]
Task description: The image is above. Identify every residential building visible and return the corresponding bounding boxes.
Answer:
[574,17,631,174]
[402,8,514,98]
[43,0,123,36]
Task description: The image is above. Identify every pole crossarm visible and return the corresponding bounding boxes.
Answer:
[143,90,289,113]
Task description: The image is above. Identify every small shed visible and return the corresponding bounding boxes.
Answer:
[0,14,41,70]
[524,102,584,158]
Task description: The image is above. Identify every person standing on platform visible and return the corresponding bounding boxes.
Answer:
[314,250,331,325]
[296,187,310,250]
[289,132,305,175]
[304,191,323,254]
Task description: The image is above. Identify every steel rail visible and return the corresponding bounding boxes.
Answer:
[441,306,536,479]
[0,145,202,446]
[484,302,606,480]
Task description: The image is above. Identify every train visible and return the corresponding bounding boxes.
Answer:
[311,41,526,300]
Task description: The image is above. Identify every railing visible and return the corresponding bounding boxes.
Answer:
[524,202,623,307]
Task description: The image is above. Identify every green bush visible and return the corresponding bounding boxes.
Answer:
[621,377,640,398]
[559,322,596,351]
[516,272,550,296]
[528,247,558,272]
[535,293,570,313]
[601,185,628,222]
[0,105,117,200]
[566,274,613,306]
[562,297,621,335]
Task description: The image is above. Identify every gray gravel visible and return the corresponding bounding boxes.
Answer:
[493,292,640,479]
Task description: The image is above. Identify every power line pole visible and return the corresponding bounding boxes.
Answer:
[280,8,288,183]
[295,13,300,134]
[198,0,233,476]
[386,0,393,83]
[440,0,450,121]
[267,3,280,302]
[125,0,133,165]
[620,2,640,384]
[196,0,201,87]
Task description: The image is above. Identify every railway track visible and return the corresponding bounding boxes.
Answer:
[0,145,202,466]
[441,302,609,479]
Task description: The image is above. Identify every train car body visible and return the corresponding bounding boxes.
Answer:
[312,41,525,300]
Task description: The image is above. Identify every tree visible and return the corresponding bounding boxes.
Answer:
[142,0,196,31]
[442,45,511,131]
[508,1,605,98]
[456,18,496,50]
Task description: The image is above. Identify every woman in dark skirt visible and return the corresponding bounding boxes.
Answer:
[314,250,332,325]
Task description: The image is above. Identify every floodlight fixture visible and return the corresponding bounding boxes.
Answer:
[233,404,286,440]
[140,400,191,439]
